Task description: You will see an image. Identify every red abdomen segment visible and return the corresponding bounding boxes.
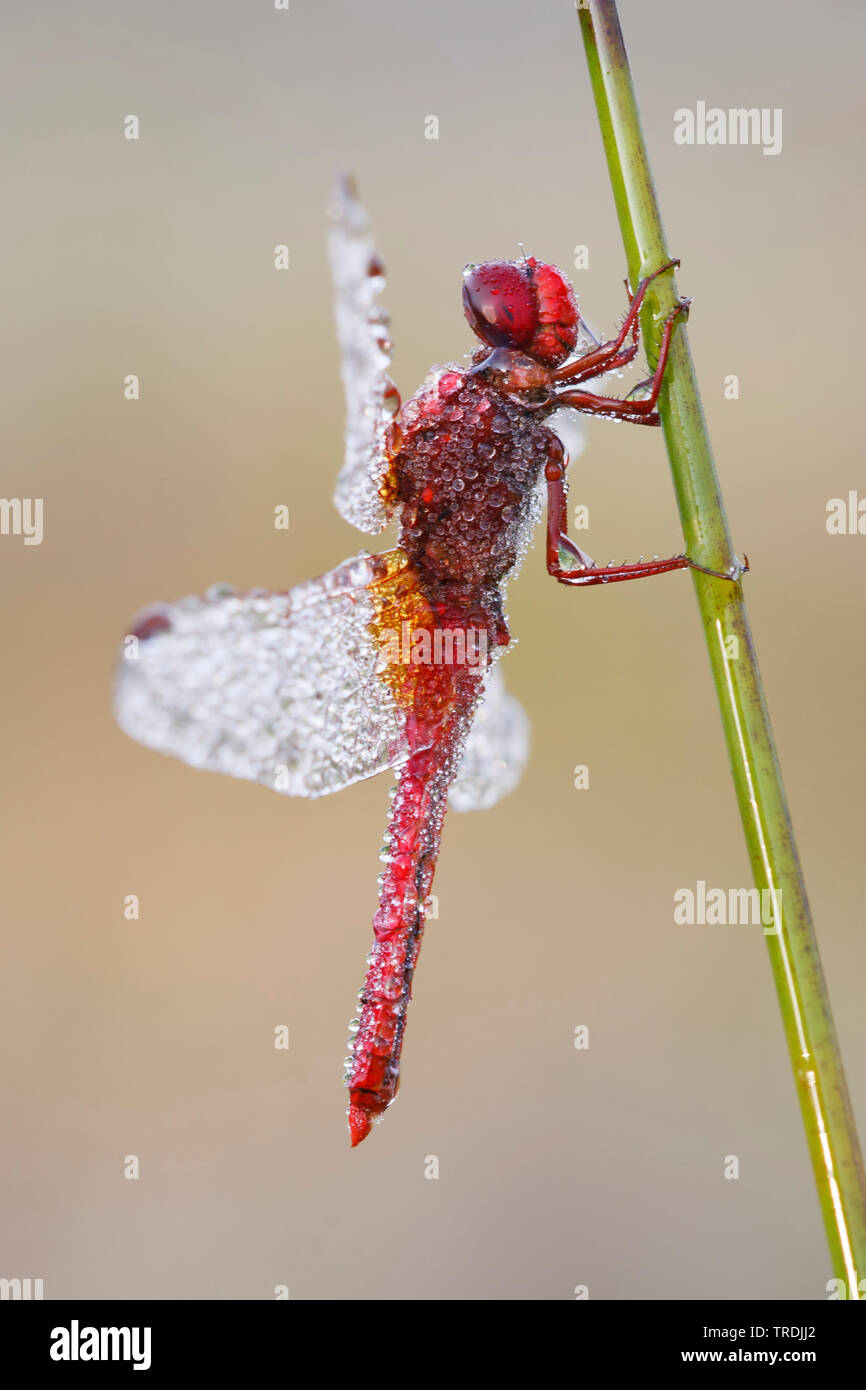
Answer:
[346,559,497,1144]
[346,738,451,1146]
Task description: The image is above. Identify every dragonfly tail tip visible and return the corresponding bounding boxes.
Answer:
[348,1099,374,1148]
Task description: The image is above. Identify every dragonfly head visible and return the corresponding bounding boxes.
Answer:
[462,258,578,367]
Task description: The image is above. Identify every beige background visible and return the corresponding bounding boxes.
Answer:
[1,0,864,1299]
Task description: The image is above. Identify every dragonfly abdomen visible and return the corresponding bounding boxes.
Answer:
[346,580,494,1144]
[346,744,449,1145]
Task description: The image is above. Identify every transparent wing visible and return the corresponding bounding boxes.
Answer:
[448,665,530,812]
[548,408,587,466]
[114,552,427,798]
[328,176,399,534]
[577,317,602,352]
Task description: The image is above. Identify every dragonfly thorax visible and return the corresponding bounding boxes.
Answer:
[467,345,553,402]
[395,368,554,589]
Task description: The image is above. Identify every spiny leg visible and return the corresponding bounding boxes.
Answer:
[551,299,690,424]
[544,433,745,587]
[552,258,680,386]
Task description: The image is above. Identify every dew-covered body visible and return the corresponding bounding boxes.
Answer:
[115,177,724,1146]
[395,366,554,597]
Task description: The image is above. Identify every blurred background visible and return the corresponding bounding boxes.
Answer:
[1,0,863,1300]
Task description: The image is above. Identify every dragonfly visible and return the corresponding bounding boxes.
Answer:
[115,177,745,1146]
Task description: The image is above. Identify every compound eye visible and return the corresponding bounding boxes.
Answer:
[526,262,579,366]
[462,261,537,350]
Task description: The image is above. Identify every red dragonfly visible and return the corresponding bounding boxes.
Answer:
[115,178,743,1145]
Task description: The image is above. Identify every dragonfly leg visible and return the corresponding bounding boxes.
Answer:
[550,299,690,423]
[551,552,692,586]
[544,434,746,586]
[551,258,680,386]
[549,553,748,585]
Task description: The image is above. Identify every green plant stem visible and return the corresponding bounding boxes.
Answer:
[577,0,866,1292]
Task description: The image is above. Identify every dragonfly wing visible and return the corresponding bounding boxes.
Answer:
[114,551,428,798]
[577,316,602,352]
[448,664,530,812]
[328,176,398,535]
